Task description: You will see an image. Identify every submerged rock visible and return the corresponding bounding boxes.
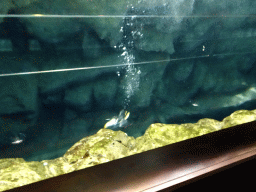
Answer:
[1,109,256,191]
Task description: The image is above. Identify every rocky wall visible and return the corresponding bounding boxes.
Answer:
[0,109,255,191]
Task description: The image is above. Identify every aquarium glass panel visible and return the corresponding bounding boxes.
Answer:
[1,0,256,190]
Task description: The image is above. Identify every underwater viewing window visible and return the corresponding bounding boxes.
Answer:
[1,0,256,191]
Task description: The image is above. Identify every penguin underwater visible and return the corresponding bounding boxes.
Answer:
[104,109,130,129]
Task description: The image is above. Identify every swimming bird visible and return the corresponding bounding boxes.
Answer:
[104,109,130,129]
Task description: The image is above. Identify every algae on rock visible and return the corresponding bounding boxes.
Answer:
[1,109,256,191]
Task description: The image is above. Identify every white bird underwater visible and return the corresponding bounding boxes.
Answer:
[11,133,26,145]
[104,109,130,129]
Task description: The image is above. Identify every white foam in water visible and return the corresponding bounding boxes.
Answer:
[123,62,141,106]
[120,47,139,105]
[120,17,142,108]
